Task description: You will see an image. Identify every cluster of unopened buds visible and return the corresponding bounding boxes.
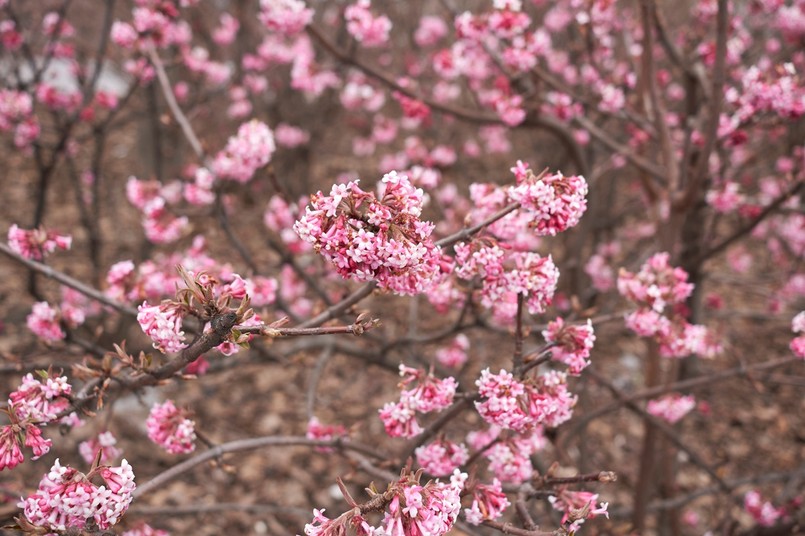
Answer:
[1,372,72,471]
[294,171,446,295]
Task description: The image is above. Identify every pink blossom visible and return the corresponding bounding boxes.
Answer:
[647,394,697,424]
[79,431,122,464]
[398,365,457,413]
[306,417,348,452]
[415,16,448,47]
[212,13,239,45]
[464,479,510,524]
[9,372,72,423]
[475,369,531,432]
[790,311,805,358]
[137,301,187,354]
[380,470,465,536]
[436,334,470,368]
[259,0,313,35]
[543,318,596,375]
[744,490,785,527]
[8,224,71,260]
[379,398,422,438]
[507,167,589,236]
[415,438,469,476]
[706,182,745,213]
[618,252,694,313]
[212,120,275,183]
[122,523,170,536]
[0,426,25,471]
[345,0,392,47]
[274,123,310,147]
[26,301,66,342]
[146,400,196,454]
[548,490,609,531]
[19,458,136,531]
[294,172,445,295]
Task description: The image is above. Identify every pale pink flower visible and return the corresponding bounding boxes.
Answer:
[26,301,66,342]
[9,372,72,423]
[19,458,135,531]
[146,400,196,454]
[543,318,595,375]
[415,438,469,476]
[294,172,445,295]
[436,334,470,368]
[137,301,187,354]
[79,431,122,464]
[212,120,275,183]
[464,478,510,525]
[259,0,313,35]
[8,224,71,260]
[744,490,785,527]
[345,0,392,47]
[122,523,170,536]
[507,166,589,236]
[548,490,609,531]
[791,311,805,359]
[647,394,696,424]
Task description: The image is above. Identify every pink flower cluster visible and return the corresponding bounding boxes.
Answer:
[126,177,189,244]
[435,334,470,369]
[415,438,469,477]
[26,301,67,343]
[8,224,71,260]
[306,417,348,452]
[507,163,589,236]
[0,89,40,148]
[146,400,196,454]
[304,470,466,536]
[454,240,559,322]
[617,252,694,313]
[791,311,805,359]
[345,0,392,47]
[379,365,457,438]
[483,429,545,484]
[647,394,697,424]
[259,0,313,36]
[211,119,276,183]
[744,490,786,527]
[111,1,190,50]
[137,301,188,354]
[122,523,170,536]
[464,478,510,525]
[294,172,445,295]
[19,458,136,531]
[619,253,722,358]
[548,490,609,532]
[475,369,576,432]
[543,318,595,375]
[79,431,122,464]
[9,372,72,424]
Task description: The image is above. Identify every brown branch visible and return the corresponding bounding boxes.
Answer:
[0,242,138,317]
[133,436,387,498]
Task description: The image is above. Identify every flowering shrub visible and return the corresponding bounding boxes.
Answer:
[0,0,802,534]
